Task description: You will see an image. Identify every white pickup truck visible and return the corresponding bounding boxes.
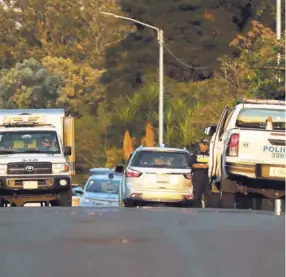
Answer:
[204,98,285,208]
[0,109,75,207]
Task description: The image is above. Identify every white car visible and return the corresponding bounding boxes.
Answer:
[73,169,123,207]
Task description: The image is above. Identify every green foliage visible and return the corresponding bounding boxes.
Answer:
[42,56,105,114]
[0,58,61,108]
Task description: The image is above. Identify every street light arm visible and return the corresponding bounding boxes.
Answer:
[100,12,160,33]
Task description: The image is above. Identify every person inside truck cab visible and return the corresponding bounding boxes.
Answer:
[39,137,53,150]
[189,138,210,208]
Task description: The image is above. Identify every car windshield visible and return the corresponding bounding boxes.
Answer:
[0,131,61,154]
[85,178,120,194]
[236,108,285,130]
[131,151,191,168]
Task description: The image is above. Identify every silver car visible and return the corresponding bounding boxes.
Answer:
[115,146,193,207]
[74,169,123,207]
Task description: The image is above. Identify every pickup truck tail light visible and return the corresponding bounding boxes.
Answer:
[227,134,239,157]
[125,168,142,178]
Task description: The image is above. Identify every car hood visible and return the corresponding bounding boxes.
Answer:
[80,191,119,207]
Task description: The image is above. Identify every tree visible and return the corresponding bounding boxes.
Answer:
[75,111,106,172]
[141,121,155,147]
[123,129,133,161]
[228,20,285,99]
[41,56,105,114]
[0,58,61,108]
[105,147,124,168]
[0,3,24,69]
[2,0,134,68]
[102,0,276,96]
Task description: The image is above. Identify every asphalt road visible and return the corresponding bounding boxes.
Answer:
[0,207,284,277]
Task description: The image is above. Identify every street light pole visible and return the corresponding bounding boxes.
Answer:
[275,0,282,215]
[276,0,281,82]
[158,30,164,146]
[100,12,164,145]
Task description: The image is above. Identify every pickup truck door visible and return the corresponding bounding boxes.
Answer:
[209,106,230,179]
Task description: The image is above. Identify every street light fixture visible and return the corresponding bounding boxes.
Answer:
[100,11,164,146]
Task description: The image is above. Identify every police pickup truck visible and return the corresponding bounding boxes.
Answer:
[204,98,285,208]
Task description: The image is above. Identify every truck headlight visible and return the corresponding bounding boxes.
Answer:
[0,164,7,174]
[52,163,69,174]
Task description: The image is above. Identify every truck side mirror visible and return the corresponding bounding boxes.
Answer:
[204,125,217,136]
[114,165,125,174]
[64,146,72,156]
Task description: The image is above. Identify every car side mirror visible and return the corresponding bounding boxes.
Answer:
[64,146,72,156]
[74,187,83,194]
[114,165,125,174]
[204,125,217,136]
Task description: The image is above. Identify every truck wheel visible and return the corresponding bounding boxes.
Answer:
[220,192,235,209]
[58,189,72,207]
[0,199,5,207]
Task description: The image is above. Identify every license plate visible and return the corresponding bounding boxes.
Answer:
[269,167,286,178]
[23,181,38,189]
[156,175,169,183]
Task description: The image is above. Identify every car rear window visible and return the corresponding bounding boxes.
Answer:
[236,108,285,130]
[85,178,120,194]
[130,151,191,168]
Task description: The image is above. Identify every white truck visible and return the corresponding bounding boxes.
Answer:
[0,109,75,207]
[204,98,285,208]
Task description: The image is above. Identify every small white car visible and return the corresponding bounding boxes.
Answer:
[73,168,123,207]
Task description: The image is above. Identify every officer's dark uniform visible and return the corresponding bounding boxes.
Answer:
[189,139,210,207]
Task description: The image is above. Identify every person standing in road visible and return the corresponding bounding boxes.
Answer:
[189,138,210,208]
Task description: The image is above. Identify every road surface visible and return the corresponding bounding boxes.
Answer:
[0,207,284,277]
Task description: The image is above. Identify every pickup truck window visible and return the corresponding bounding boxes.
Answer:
[221,109,234,135]
[236,108,285,130]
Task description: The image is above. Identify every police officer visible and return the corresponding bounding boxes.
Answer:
[189,138,210,208]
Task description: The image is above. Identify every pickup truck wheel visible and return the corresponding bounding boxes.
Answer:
[58,189,72,207]
[210,192,220,208]
[220,192,235,209]
[220,163,237,209]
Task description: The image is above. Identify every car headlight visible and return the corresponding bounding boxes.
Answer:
[80,198,94,205]
[0,164,7,175]
[52,163,69,174]
[82,198,92,203]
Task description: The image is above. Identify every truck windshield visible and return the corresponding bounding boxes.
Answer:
[0,131,61,154]
[236,108,285,130]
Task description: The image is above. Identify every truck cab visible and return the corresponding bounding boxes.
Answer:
[0,109,75,207]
